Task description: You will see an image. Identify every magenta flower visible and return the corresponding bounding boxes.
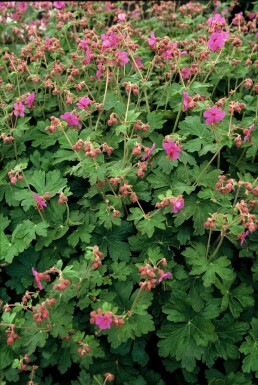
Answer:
[181,67,191,80]
[101,32,118,48]
[84,48,91,64]
[238,231,249,246]
[96,63,102,79]
[207,14,226,26]
[32,267,44,290]
[53,1,65,9]
[134,56,144,69]
[171,196,184,213]
[207,31,228,51]
[244,123,255,142]
[117,51,129,66]
[158,271,172,283]
[13,101,25,117]
[61,112,81,128]
[148,31,156,47]
[117,13,126,21]
[183,91,191,111]
[95,313,113,330]
[141,143,156,161]
[32,193,47,210]
[25,92,35,108]
[164,49,172,60]
[77,97,92,110]
[17,2,28,13]
[163,139,182,160]
[203,106,225,124]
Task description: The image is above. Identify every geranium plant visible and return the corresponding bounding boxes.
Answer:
[0,1,257,384]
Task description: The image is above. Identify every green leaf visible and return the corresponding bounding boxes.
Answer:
[136,212,166,238]
[240,318,258,377]
[67,223,94,247]
[28,169,67,194]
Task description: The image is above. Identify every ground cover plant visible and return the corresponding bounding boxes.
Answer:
[0,1,258,384]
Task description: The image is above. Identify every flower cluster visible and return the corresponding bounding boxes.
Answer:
[90,309,124,330]
[138,257,172,291]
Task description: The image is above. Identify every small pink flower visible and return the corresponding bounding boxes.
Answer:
[158,271,172,283]
[32,267,44,290]
[101,32,118,48]
[17,2,28,13]
[244,123,255,142]
[77,97,92,110]
[33,193,47,210]
[148,31,156,47]
[207,14,226,26]
[61,112,81,128]
[238,230,249,246]
[25,92,35,108]
[117,51,129,66]
[163,139,182,160]
[203,106,225,124]
[134,56,144,69]
[84,48,91,64]
[183,91,191,111]
[164,49,172,60]
[181,67,191,80]
[171,196,184,213]
[207,31,228,51]
[13,101,25,117]
[95,313,113,330]
[96,63,102,79]
[118,13,126,21]
[53,1,65,9]
[141,143,156,161]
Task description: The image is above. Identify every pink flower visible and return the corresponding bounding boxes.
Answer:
[118,13,126,21]
[84,48,91,64]
[134,56,144,69]
[181,67,191,80]
[207,14,226,26]
[238,230,249,246]
[61,112,81,128]
[101,32,118,48]
[117,51,129,66]
[207,31,228,51]
[95,312,113,330]
[243,123,255,142]
[141,143,156,161]
[17,2,28,13]
[164,49,172,60]
[158,271,172,283]
[77,97,92,110]
[96,63,102,79]
[148,31,156,47]
[203,106,225,124]
[163,139,182,160]
[183,91,191,111]
[32,267,44,290]
[13,101,25,117]
[33,193,47,210]
[171,196,184,213]
[25,92,35,108]
[53,1,65,9]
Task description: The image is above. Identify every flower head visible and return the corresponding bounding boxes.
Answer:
[170,195,184,213]
[203,106,225,124]
[243,123,255,142]
[158,271,172,283]
[25,92,35,108]
[183,91,191,111]
[13,101,25,117]
[148,31,156,47]
[163,139,182,160]
[116,51,129,66]
[238,230,249,246]
[77,97,92,110]
[61,112,81,128]
[95,312,113,330]
[181,67,191,80]
[207,14,226,27]
[141,143,156,161]
[53,1,65,9]
[33,193,47,210]
[207,31,228,51]
[32,267,44,290]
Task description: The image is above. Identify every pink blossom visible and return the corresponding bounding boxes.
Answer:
[61,112,81,128]
[148,31,156,47]
[238,230,249,246]
[53,1,65,9]
[33,193,47,210]
[96,63,102,79]
[181,67,191,80]
[117,51,129,66]
[203,106,225,124]
[25,92,35,108]
[118,13,126,21]
[171,196,184,213]
[101,32,118,48]
[95,313,113,330]
[164,49,172,60]
[77,97,92,110]
[207,14,226,26]
[158,271,172,283]
[142,143,156,161]
[17,2,28,13]
[183,91,191,111]
[13,101,25,117]
[32,267,44,290]
[244,123,255,142]
[79,39,88,50]
[84,49,91,64]
[134,56,144,69]
[163,139,182,160]
[207,31,228,51]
